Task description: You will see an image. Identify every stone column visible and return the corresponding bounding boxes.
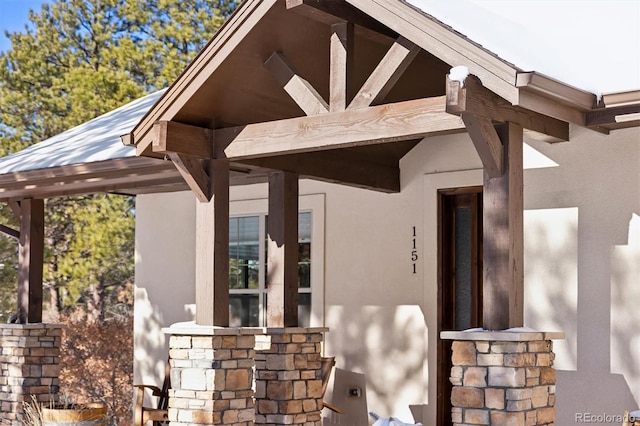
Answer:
[255,327,328,426]
[163,326,262,426]
[441,330,564,426]
[0,323,63,425]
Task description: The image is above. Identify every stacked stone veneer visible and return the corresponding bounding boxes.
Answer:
[164,326,329,426]
[164,327,261,426]
[0,323,63,425]
[441,330,564,426]
[255,328,328,426]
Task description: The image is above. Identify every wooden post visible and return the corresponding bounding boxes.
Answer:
[195,159,230,326]
[482,122,524,330]
[267,171,299,327]
[17,199,44,323]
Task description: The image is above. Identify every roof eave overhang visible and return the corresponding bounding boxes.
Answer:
[515,71,640,132]
[126,0,640,163]
[126,0,278,158]
[0,157,186,201]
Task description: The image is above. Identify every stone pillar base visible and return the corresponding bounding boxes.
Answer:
[255,327,329,426]
[441,330,564,426]
[163,325,262,426]
[0,323,64,425]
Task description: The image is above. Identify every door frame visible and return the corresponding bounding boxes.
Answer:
[436,186,483,425]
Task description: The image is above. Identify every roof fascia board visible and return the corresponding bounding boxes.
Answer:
[602,90,640,108]
[515,72,597,111]
[0,168,184,201]
[345,0,519,104]
[0,157,167,186]
[132,0,278,156]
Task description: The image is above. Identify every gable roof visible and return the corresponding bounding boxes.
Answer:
[128,0,638,158]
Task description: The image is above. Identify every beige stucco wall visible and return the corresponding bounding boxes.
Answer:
[134,125,640,424]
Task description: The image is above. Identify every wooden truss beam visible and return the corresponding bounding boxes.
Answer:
[267,171,299,327]
[483,123,524,330]
[330,22,353,112]
[0,224,20,240]
[18,199,44,323]
[265,52,329,116]
[169,153,210,202]
[349,36,420,110]
[8,201,21,221]
[461,114,503,179]
[153,120,213,159]
[242,150,400,193]
[152,120,216,202]
[446,75,569,143]
[217,96,465,160]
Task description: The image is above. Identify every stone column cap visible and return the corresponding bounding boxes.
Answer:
[0,323,66,330]
[162,321,265,336]
[441,327,564,341]
[162,322,330,336]
[262,327,329,334]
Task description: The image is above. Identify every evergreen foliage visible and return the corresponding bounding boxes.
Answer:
[0,0,236,321]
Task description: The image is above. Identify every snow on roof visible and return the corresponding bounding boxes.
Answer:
[407,0,640,96]
[0,90,165,174]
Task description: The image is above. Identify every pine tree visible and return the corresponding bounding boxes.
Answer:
[0,0,236,322]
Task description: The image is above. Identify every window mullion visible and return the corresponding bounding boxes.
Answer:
[258,214,267,326]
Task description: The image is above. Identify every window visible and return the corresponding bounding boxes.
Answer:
[228,211,314,327]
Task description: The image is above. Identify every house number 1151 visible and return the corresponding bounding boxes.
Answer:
[411,226,418,274]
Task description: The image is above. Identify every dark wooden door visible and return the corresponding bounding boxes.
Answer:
[437,187,483,425]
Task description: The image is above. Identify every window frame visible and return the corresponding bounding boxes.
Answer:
[228,193,325,327]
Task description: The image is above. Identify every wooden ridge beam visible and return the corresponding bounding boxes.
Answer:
[285,0,397,39]
[169,153,211,202]
[242,150,400,193]
[461,114,503,178]
[217,96,465,160]
[153,120,213,158]
[447,75,569,143]
[349,36,420,109]
[265,52,329,116]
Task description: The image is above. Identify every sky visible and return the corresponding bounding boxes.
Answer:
[0,0,48,53]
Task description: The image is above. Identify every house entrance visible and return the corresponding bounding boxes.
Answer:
[437,187,483,425]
